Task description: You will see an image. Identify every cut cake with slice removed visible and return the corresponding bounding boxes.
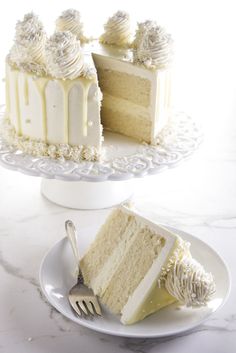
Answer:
[3,11,173,162]
[80,206,216,325]
[91,43,171,144]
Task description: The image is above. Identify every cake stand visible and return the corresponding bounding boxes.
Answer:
[0,110,202,209]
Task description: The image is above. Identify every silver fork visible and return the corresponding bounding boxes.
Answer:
[65,220,102,317]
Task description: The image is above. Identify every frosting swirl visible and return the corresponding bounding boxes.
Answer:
[165,256,216,306]
[9,12,46,67]
[133,22,173,69]
[45,31,84,80]
[56,9,88,43]
[100,11,131,47]
[132,20,156,48]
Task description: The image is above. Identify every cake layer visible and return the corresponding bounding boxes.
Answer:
[5,62,102,149]
[96,67,151,107]
[101,106,152,142]
[81,207,178,321]
[102,93,151,120]
[80,209,132,290]
[100,226,165,314]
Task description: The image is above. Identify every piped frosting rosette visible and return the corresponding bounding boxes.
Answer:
[100,10,132,47]
[133,21,173,69]
[45,31,84,80]
[56,9,88,43]
[132,20,156,48]
[9,12,46,73]
[159,240,216,307]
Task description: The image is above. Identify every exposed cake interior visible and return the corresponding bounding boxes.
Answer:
[80,208,178,323]
[92,50,171,144]
[80,206,216,325]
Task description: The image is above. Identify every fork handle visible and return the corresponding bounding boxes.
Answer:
[65,220,80,273]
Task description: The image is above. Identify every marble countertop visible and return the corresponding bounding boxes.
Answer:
[0,120,236,353]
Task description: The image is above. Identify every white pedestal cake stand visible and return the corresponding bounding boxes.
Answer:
[0,111,202,209]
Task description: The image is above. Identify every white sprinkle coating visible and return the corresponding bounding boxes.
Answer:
[133,21,173,69]
[1,118,101,162]
[56,9,88,43]
[9,12,46,70]
[100,10,131,47]
[165,256,216,306]
[45,31,84,80]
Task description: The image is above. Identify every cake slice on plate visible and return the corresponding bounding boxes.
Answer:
[80,206,216,325]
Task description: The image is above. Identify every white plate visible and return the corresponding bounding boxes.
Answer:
[39,226,231,338]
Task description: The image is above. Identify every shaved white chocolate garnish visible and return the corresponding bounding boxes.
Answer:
[132,20,156,48]
[81,63,97,79]
[9,12,46,71]
[165,256,216,306]
[100,10,132,47]
[45,31,84,79]
[56,9,88,43]
[133,21,173,69]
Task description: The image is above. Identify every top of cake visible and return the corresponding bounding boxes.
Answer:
[7,9,174,79]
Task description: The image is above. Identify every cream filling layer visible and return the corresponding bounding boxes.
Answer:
[88,219,138,296]
[102,93,151,121]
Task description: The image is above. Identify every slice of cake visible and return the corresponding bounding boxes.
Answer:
[80,206,215,325]
[3,9,173,161]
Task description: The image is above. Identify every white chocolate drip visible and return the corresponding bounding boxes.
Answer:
[56,9,88,43]
[45,31,84,80]
[165,256,216,306]
[4,61,101,161]
[100,11,131,47]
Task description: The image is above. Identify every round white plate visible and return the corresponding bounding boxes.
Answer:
[39,226,231,338]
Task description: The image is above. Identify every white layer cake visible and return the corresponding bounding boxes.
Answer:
[80,206,215,325]
[3,10,173,161]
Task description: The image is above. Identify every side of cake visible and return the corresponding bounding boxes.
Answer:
[80,206,215,325]
[4,13,102,161]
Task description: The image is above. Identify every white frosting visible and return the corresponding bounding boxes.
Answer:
[55,9,88,43]
[132,20,156,48]
[1,118,101,162]
[45,31,84,79]
[9,13,46,69]
[100,11,131,47]
[133,21,173,69]
[165,256,216,306]
[120,208,178,324]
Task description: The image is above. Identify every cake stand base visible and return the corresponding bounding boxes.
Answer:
[41,178,134,210]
